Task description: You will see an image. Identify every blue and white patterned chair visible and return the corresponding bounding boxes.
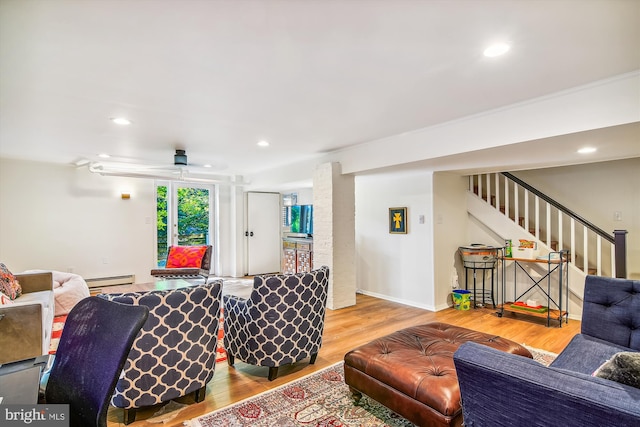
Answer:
[99,280,222,424]
[224,266,329,381]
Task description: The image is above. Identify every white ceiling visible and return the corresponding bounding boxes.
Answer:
[1,0,639,179]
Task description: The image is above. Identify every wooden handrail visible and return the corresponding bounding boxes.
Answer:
[471,172,629,278]
[501,172,614,244]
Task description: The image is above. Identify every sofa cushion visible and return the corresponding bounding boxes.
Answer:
[581,276,640,350]
[594,352,640,389]
[166,245,207,268]
[550,333,634,375]
[0,263,22,300]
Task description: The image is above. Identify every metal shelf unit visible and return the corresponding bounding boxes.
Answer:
[498,250,569,327]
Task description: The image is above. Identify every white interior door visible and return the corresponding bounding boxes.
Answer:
[246,192,281,275]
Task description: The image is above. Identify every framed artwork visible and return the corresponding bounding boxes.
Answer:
[389,207,407,234]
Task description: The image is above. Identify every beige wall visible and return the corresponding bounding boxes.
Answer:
[0,158,157,281]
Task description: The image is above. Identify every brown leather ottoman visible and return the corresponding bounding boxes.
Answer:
[344,322,532,427]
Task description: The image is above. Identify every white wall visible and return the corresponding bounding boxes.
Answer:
[0,158,246,281]
[355,170,436,310]
[0,158,157,281]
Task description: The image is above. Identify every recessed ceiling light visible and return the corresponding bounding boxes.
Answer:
[203,164,212,168]
[577,147,597,154]
[483,43,510,57]
[98,153,111,158]
[111,117,132,125]
[257,140,270,147]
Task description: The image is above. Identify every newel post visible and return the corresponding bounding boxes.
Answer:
[614,230,628,279]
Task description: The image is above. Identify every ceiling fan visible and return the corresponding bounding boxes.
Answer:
[82,149,240,184]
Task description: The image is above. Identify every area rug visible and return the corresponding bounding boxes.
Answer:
[216,310,226,363]
[49,314,67,354]
[187,347,557,427]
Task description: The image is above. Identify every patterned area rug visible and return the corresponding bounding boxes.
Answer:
[188,347,557,427]
[188,362,415,427]
[49,314,67,354]
[216,309,226,363]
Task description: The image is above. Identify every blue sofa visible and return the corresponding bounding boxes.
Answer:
[453,275,640,427]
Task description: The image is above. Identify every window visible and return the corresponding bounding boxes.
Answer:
[156,182,213,267]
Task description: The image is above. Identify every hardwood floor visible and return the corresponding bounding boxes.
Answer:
[106,290,580,427]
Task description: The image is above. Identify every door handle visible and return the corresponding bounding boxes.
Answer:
[250,231,254,237]
[245,231,254,237]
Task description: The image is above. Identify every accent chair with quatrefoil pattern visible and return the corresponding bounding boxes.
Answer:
[99,280,222,425]
[224,266,329,380]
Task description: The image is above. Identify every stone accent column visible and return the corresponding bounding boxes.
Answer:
[313,162,356,309]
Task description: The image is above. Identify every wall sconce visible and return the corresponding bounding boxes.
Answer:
[121,191,131,200]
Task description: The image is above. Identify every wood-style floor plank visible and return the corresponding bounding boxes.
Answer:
[106,292,580,426]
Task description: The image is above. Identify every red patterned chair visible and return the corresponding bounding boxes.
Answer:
[150,245,212,283]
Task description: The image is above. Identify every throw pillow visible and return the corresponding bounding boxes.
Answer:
[166,246,208,268]
[593,352,640,389]
[0,291,15,305]
[0,263,22,300]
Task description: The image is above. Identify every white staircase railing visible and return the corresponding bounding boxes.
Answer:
[469,172,626,278]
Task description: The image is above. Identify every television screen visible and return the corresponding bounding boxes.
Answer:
[290,205,313,235]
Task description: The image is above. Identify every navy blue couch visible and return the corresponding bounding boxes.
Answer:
[453,275,640,427]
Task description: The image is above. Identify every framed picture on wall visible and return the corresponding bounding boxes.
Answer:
[389,207,407,234]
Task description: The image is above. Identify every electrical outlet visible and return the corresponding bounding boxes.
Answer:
[614,211,622,221]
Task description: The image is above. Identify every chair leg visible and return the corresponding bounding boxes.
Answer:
[123,408,136,425]
[268,366,279,381]
[194,385,207,403]
[227,353,234,366]
[310,353,318,364]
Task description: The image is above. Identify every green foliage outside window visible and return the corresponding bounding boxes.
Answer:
[156,185,210,266]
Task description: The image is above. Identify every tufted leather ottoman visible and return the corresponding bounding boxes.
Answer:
[344,322,532,427]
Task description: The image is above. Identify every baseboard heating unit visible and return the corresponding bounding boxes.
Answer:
[85,274,135,289]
